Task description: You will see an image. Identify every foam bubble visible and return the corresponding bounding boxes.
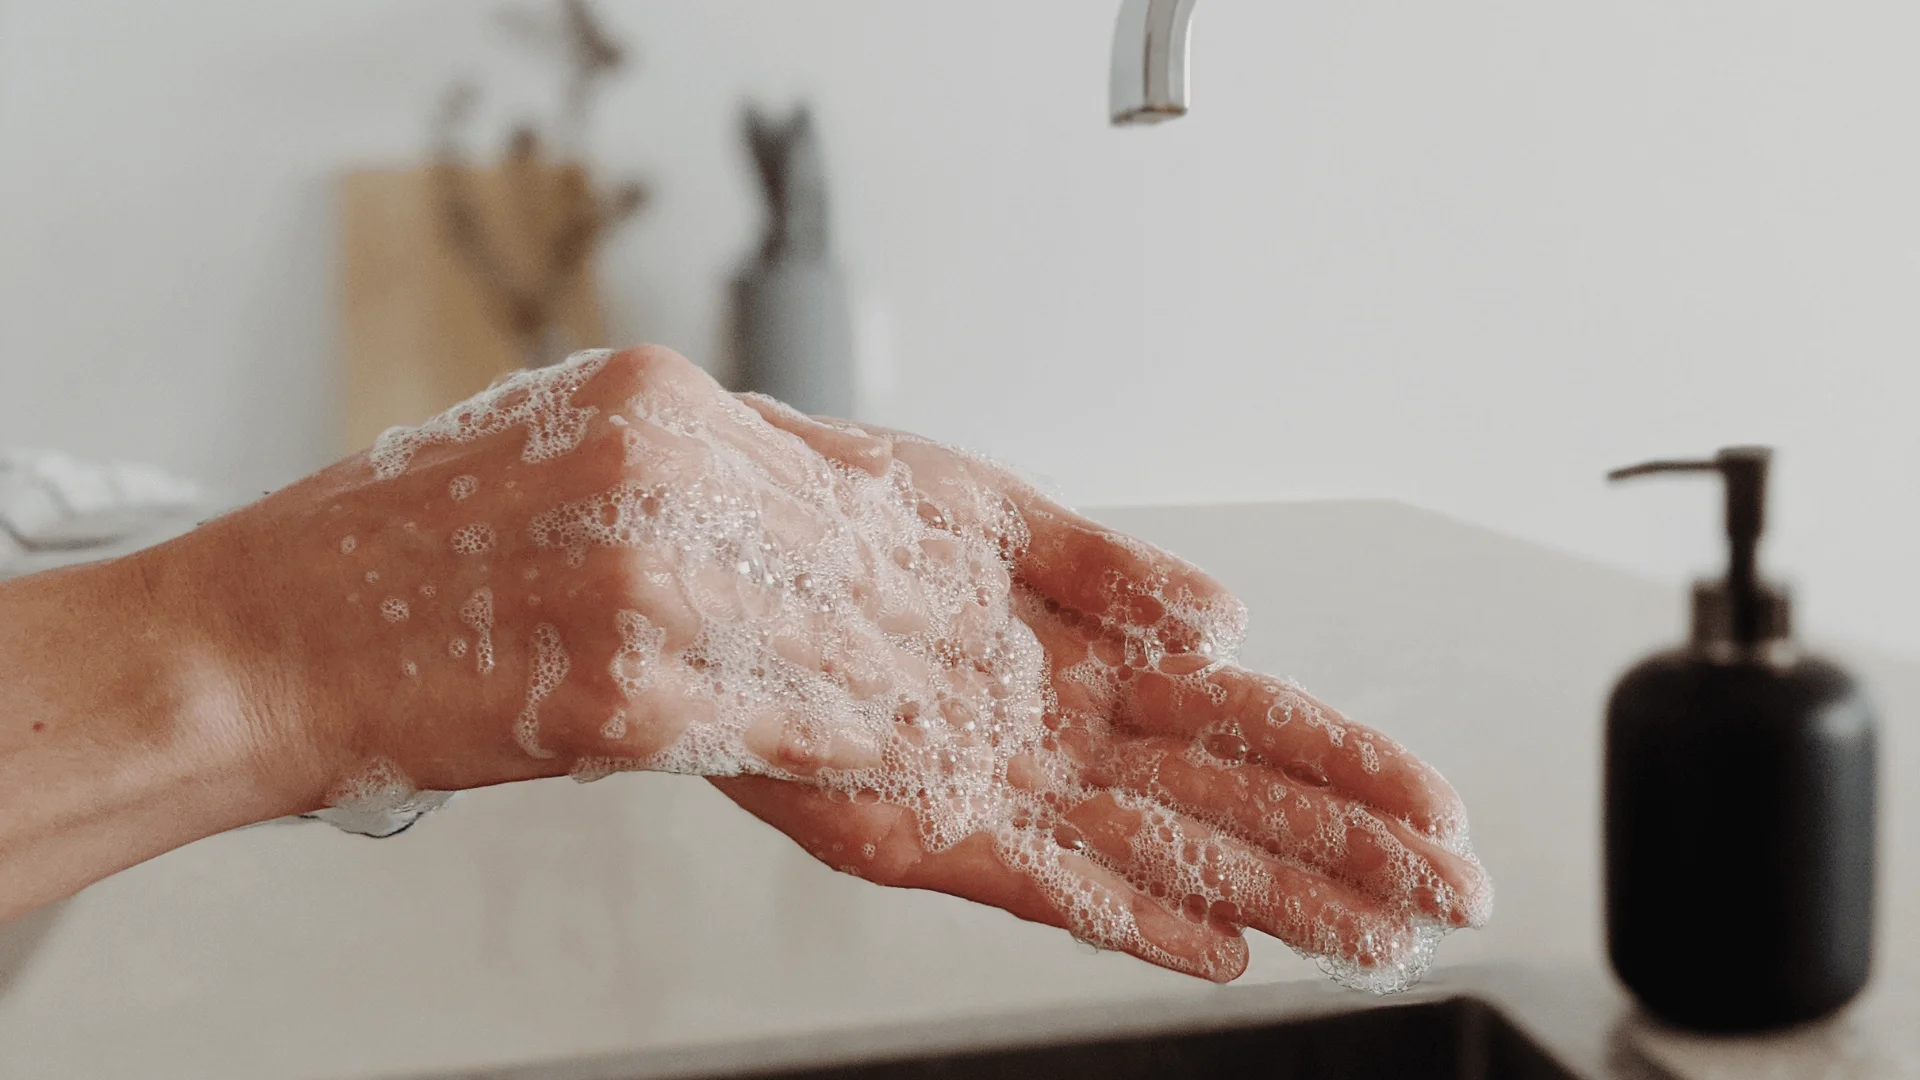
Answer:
[325,758,419,812]
[609,609,663,699]
[449,474,479,502]
[459,587,495,674]
[312,757,451,837]
[339,535,357,554]
[448,637,469,659]
[450,523,496,555]
[570,756,641,783]
[369,350,611,480]
[380,597,409,623]
[514,622,568,759]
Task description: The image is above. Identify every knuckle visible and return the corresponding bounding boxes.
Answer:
[612,345,710,394]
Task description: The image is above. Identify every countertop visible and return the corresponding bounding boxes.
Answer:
[1,500,1914,1079]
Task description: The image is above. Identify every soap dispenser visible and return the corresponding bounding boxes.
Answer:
[1605,447,1876,1031]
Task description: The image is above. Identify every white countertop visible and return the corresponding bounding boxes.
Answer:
[2,501,1915,1079]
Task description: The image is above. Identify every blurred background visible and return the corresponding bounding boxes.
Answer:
[1,0,1918,656]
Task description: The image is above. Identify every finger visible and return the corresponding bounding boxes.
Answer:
[1126,665,1470,846]
[1027,615,1487,930]
[879,437,1236,627]
[1090,736,1490,928]
[818,424,1242,659]
[710,776,1248,981]
[1017,503,1246,657]
[1057,790,1425,972]
[734,393,894,477]
[1020,583,1463,845]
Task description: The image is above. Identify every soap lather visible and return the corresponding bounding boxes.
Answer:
[1605,446,1876,1030]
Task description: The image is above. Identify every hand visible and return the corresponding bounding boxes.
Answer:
[181,346,1487,987]
[713,407,1490,986]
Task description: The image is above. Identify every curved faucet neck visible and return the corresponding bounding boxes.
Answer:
[1110,0,1198,126]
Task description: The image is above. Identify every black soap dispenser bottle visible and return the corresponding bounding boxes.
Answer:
[1605,447,1876,1031]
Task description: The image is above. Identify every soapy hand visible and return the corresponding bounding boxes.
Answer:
[194,347,1488,987]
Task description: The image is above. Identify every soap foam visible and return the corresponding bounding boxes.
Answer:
[459,587,495,674]
[312,757,452,838]
[450,523,496,555]
[514,622,568,759]
[370,350,611,479]
[609,609,664,699]
[356,348,1479,990]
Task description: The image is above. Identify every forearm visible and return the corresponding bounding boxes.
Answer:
[0,550,303,920]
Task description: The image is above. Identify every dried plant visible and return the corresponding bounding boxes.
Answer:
[432,0,649,367]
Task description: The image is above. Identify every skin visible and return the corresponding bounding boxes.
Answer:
[0,346,1489,982]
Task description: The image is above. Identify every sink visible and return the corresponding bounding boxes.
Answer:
[748,998,1581,1080]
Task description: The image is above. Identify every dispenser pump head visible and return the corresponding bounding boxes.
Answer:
[1609,446,1790,649]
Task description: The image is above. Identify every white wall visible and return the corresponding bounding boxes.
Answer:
[3,0,1919,657]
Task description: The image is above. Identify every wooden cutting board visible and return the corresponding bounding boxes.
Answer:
[339,162,609,452]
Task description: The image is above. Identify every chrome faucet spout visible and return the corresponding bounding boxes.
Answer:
[1109,0,1198,126]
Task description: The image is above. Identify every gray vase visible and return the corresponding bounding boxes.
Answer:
[731,104,855,419]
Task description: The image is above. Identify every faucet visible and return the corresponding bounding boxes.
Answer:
[1109,0,1198,125]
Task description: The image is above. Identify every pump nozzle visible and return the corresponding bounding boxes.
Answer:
[1609,446,1785,650]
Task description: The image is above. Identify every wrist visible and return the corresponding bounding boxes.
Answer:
[0,539,321,919]
[128,519,341,820]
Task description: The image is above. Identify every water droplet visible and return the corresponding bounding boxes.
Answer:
[1203,732,1250,764]
[1283,761,1330,787]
